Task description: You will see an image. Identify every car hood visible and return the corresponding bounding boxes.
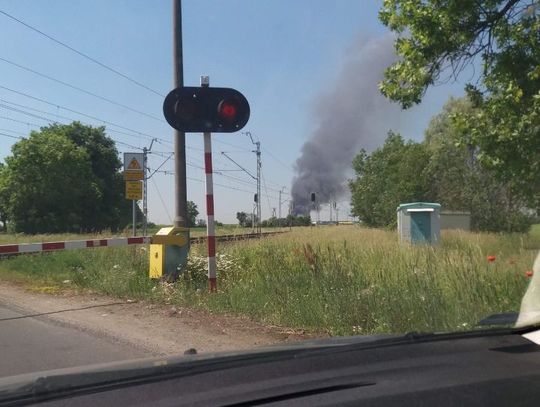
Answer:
[0,333,395,401]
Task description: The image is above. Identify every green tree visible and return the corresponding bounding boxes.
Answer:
[424,98,480,211]
[196,219,207,227]
[187,200,199,227]
[349,131,432,227]
[236,211,249,227]
[285,214,311,226]
[39,122,131,231]
[2,123,132,233]
[262,216,279,227]
[379,0,540,204]
[3,132,99,233]
[425,97,532,232]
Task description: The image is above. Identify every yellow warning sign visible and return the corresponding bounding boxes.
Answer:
[124,171,144,181]
[125,181,142,200]
[123,152,144,181]
[128,158,141,170]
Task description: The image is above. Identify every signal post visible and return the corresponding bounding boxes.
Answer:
[162,76,250,289]
[201,76,217,292]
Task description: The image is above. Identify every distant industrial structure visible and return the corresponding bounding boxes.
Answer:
[440,211,471,231]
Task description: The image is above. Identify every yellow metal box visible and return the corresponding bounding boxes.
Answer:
[149,244,165,279]
[148,226,190,280]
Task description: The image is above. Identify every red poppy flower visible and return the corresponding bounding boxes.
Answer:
[525,270,533,278]
[487,255,496,263]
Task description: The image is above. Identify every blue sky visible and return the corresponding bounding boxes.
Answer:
[0,0,465,225]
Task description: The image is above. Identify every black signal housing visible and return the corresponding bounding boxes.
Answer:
[163,87,250,133]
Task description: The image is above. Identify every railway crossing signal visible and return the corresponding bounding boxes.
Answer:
[163,86,250,133]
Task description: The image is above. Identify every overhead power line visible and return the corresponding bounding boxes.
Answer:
[0,102,56,123]
[0,127,27,136]
[0,112,143,152]
[0,9,165,97]
[0,131,23,140]
[0,88,190,149]
[0,102,145,151]
[116,140,144,151]
[1,99,73,122]
[261,170,273,213]
[0,85,164,140]
[1,112,283,195]
[151,177,172,223]
[213,138,252,152]
[148,153,174,179]
[185,174,277,199]
[0,99,193,157]
[156,171,279,202]
[0,115,41,127]
[214,172,256,188]
[0,56,163,122]
[0,111,117,147]
[262,147,295,172]
[0,96,146,142]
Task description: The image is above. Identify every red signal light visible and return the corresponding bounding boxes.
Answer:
[218,100,238,121]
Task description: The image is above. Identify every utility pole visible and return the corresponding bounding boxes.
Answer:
[278,190,282,219]
[173,0,187,228]
[310,192,317,226]
[253,138,262,235]
[132,200,136,236]
[257,144,261,234]
[278,186,286,220]
[143,149,147,235]
[142,138,157,236]
[239,131,261,235]
[288,200,293,230]
[329,202,332,223]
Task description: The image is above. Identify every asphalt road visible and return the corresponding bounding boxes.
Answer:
[0,302,150,378]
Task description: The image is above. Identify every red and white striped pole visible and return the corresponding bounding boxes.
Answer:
[202,76,217,292]
[204,131,217,292]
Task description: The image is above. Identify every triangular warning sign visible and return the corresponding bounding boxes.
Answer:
[128,158,141,170]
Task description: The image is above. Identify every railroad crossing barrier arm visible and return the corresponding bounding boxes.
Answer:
[0,237,151,256]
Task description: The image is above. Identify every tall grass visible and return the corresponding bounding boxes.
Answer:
[208,227,537,335]
[0,226,538,336]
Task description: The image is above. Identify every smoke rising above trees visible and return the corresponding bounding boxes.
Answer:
[290,34,403,214]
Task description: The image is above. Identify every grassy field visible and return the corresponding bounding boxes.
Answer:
[531,223,540,240]
[1,225,539,336]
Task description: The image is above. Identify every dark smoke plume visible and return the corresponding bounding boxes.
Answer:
[291,34,402,215]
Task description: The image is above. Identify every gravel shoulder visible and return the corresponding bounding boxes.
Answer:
[0,280,314,357]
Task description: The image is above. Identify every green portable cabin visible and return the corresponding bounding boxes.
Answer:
[397,202,441,245]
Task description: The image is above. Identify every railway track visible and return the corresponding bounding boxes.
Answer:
[0,231,287,258]
[190,231,286,244]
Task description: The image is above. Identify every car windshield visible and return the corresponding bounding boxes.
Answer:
[0,0,539,380]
